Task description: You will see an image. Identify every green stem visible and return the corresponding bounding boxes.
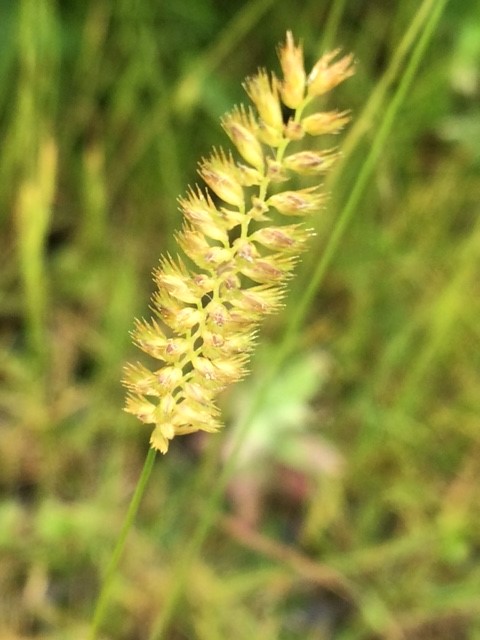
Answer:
[88,447,157,640]
[319,0,348,53]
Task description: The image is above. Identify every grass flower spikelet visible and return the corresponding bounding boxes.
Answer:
[123,32,354,453]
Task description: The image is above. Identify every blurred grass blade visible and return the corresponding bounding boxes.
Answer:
[16,138,57,365]
[318,0,348,53]
[13,0,59,365]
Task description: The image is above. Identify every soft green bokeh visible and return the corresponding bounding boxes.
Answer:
[1,1,479,638]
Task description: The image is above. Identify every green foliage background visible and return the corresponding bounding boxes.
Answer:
[1,0,479,638]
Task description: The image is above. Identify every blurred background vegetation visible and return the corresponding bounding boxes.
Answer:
[1,0,479,638]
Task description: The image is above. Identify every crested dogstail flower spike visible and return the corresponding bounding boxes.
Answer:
[123,32,355,453]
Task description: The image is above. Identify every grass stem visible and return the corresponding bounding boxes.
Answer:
[88,447,157,640]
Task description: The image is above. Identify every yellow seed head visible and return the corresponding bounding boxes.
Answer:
[278,31,306,109]
[267,187,326,216]
[243,70,283,131]
[250,224,313,252]
[222,106,264,171]
[199,150,244,207]
[123,32,354,452]
[302,110,351,135]
[150,424,174,454]
[179,188,229,242]
[283,149,338,175]
[307,50,355,97]
[284,119,304,141]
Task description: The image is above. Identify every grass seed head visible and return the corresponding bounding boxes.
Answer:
[123,32,354,452]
